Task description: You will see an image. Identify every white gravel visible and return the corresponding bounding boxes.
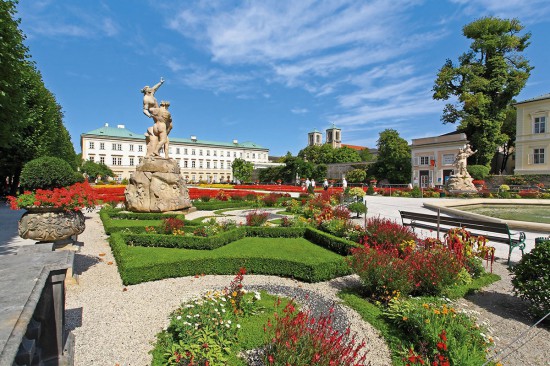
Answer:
[65,210,392,366]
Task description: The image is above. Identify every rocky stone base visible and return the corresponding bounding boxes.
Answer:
[124,157,193,213]
[446,175,477,191]
[18,209,85,242]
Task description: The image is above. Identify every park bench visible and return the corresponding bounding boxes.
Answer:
[399,210,526,265]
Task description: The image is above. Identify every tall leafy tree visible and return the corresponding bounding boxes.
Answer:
[0,0,27,149]
[433,17,532,168]
[369,129,411,184]
[297,144,360,164]
[232,158,254,183]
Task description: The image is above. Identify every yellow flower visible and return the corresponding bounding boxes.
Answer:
[232,291,237,297]
[425,319,430,324]
[422,303,429,309]
[402,317,408,321]
[433,309,441,315]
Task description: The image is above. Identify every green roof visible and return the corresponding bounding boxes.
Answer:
[81,125,267,149]
[515,93,550,105]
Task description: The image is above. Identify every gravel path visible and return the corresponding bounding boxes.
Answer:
[454,259,550,366]
[65,211,391,365]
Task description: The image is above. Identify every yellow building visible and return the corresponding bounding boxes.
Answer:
[514,94,550,175]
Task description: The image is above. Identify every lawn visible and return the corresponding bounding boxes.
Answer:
[456,204,550,224]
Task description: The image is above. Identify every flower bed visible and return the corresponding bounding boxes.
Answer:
[8,182,98,211]
[92,185,126,204]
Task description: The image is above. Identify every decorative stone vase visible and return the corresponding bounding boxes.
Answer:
[18,207,86,242]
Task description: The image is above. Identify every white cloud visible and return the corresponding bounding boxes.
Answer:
[450,0,550,21]
[291,108,308,115]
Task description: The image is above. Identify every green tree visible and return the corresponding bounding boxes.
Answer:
[359,149,374,162]
[232,158,254,183]
[81,160,114,181]
[498,105,517,173]
[332,146,361,163]
[298,144,360,164]
[346,169,367,183]
[433,17,532,168]
[369,129,411,184]
[0,0,28,149]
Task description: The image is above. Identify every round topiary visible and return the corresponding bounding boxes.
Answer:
[19,156,77,190]
[467,165,490,180]
[511,240,550,320]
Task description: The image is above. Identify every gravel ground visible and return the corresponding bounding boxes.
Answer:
[65,210,549,366]
[65,211,391,365]
[454,259,550,366]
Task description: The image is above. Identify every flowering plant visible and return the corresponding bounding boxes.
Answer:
[7,182,98,211]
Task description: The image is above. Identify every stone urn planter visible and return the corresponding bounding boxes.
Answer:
[18,207,86,242]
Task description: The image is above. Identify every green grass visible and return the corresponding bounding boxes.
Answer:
[457,204,550,224]
[108,219,162,228]
[110,234,350,284]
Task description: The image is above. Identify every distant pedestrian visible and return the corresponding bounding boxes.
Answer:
[342,178,347,191]
[305,178,311,189]
[323,179,329,191]
[311,179,316,189]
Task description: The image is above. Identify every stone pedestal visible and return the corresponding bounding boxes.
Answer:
[125,157,193,212]
[446,175,477,192]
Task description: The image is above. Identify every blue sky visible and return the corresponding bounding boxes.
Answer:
[16,0,550,157]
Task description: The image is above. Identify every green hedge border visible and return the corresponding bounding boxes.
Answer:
[110,233,351,284]
[100,209,200,235]
[193,200,256,210]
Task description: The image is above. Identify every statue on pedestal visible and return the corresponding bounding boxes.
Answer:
[446,144,478,191]
[124,78,194,213]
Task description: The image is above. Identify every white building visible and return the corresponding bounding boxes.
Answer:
[81,123,279,183]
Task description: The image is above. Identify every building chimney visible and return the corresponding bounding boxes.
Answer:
[117,124,125,129]
[105,123,109,127]
[233,139,238,144]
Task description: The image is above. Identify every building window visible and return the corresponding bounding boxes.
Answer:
[206,161,210,169]
[184,160,188,168]
[192,149,196,155]
[89,142,95,149]
[89,156,95,162]
[199,161,203,168]
[442,154,455,165]
[129,157,134,166]
[100,156,105,164]
[112,143,116,150]
[213,150,217,156]
[192,160,196,168]
[100,142,105,150]
[206,150,210,156]
[534,148,545,164]
[138,145,143,152]
[420,156,430,165]
[534,116,546,134]
[228,161,231,169]
[220,161,224,169]
[184,148,188,155]
[199,150,203,156]
[213,161,217,169]
[176,148,180,154]
[233,152,237,157]
[112,143,122,151]
[112,157,122,165]
[129,144,134,151]
[139,157,143,164]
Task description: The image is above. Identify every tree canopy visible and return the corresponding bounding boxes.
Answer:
[297,144,361,164]
[232,158,254,183]
[0,0,77,195]
[433,17,532,168]
[81,160,114,181]
[369,129,411,184]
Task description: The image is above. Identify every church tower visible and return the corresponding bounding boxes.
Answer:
[308,129,323,146]
[325,124,342,148]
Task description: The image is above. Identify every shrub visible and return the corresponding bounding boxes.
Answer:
[363,217,417,250]
[348,187,366,198]
[200,195,211,202]
[263,299,367,366]
[366,184,375,195]
[161,217,185,234]
[407,248,463,295]
[261,193,280,207]
[348,202,367,218]
[19,156,77,190]
[467,165,490,180]
[518,190,540,198]
[411,186,422,198]
[499,184,510,191]
[245,210,269,226]
[511,239,550,320]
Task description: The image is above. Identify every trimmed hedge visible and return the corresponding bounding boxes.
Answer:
[100,208,198,235]
[109,234,350,285]
[110,212,186,220]
[304,227,361,255]
[245,226,305,238]
[19,156,78,190]
[124,228,247,250]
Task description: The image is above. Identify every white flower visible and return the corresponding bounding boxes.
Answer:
[225,323,230,328]
[176,316,182,320]
[237,324,241,329]
[221,309,226,313]
[221,297,227,302]
[186,315,192,319]
[227,320,231,324]
[254,292,261,300]
[194,314,200,317]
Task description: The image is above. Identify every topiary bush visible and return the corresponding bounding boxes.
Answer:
[467,165,490,180]
[19,156,77,190]
[511,239,550,320]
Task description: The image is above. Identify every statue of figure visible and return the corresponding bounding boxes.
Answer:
[454,144,477,176]
[145,101,172,158]
[141,77,164,118]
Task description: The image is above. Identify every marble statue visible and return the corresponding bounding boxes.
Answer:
[145,101,173,158]
[446,144,478,191]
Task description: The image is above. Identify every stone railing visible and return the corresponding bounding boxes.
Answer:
[0,244,74,366]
